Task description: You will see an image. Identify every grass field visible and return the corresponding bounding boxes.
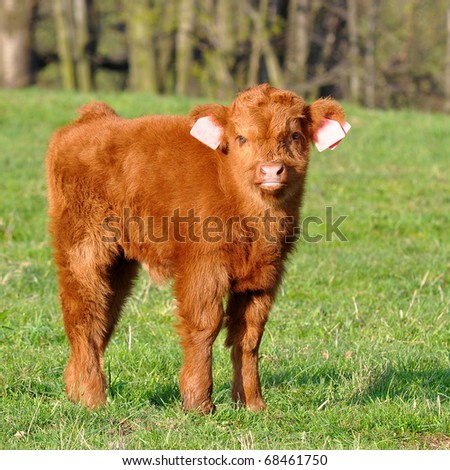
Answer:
[0,89,449,450]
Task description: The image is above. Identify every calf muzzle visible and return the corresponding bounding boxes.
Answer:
[255,162,287,193]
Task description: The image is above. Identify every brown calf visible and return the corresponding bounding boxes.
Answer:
[46,84,346,412]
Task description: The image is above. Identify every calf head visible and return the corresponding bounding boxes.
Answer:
[190,84,346,203]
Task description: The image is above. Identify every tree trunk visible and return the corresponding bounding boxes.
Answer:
[0,0,35,88]
[285,0,310,89]
[214,0,235,98]
[365,0,379,108]
[157,0,175,93]
[54,0,94,91]
[53,0,76,90]
[262,40,284,88]
[233,0,251,89]
[175,0,195,95]
[247,22,263,86]
[347,0,360,103]
[73,0,93,92]
[125,0,158,93]
[247,0,284,88]
[445,3,450,113]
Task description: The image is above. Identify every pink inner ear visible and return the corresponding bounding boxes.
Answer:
[314,119,351,152]
[190,116,223,150]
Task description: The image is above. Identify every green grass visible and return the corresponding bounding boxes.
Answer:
[1,89,449,450]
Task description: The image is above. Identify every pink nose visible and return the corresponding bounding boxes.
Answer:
[259,162,286,182]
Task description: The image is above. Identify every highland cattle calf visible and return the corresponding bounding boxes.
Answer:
[46,84,347,412]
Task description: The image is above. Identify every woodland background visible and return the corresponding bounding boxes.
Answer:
[1,0,450,110]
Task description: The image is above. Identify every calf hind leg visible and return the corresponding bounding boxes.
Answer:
[58,247,138,408]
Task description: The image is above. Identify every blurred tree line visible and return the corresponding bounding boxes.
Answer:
[0,0,449,111]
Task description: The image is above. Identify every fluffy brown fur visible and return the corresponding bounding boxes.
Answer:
[46,84,346,412]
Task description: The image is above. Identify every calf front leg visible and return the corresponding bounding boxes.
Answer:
[175,267,227,413]
[225,291,274,411]
[177,318,222,414]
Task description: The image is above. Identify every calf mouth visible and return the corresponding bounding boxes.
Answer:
[258,182,287,194]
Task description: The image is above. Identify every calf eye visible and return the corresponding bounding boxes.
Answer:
[292,132,301,141]
[238,136,247,144]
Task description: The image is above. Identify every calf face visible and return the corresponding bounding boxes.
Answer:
[46,84,347,413]
[190,84,346,204]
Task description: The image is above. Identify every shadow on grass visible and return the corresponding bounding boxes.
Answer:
[144,382,181,407]
[108,375,181,408]
[107,359,449,410]
[262,362,450,405]
[350,364,450,404]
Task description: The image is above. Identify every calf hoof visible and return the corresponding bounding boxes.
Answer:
[182,397,216,415]
[65,366,106,409]
[246,398,267,412]
[66,385,107,409]
[232,392,266,412]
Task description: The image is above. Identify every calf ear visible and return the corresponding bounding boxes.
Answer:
[189,104,229,153]
[307,98,350,151]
